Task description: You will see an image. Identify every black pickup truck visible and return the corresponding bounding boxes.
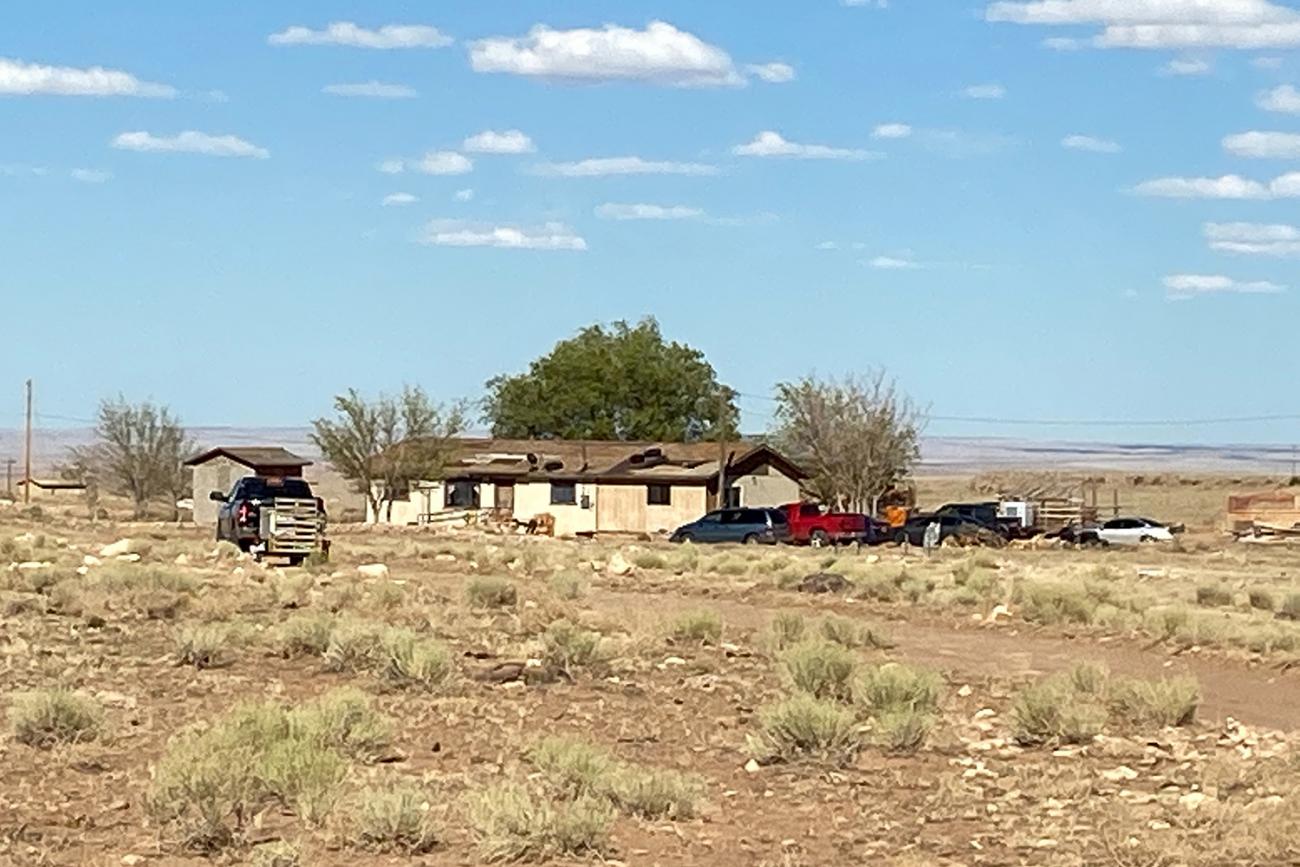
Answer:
[211,476,326,564]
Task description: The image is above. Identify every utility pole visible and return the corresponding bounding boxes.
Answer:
[716,391,729,510]
[23,379,32,504]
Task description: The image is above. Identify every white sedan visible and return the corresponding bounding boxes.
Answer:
[1096,517,1174,546]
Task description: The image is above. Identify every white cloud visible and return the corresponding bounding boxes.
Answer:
[595,203,704,220]
[869,255,920,270]
[1163,273,1285,300]
[421,220,587,251]
[1133,174,1272,198]
[1205,221,1300,255]
[382,192,418,206]
[1043,36,1086,50]
[1061,134,1122,153]
[70,168,112,183]
[322,81,417,98]
[454,188,475,202]
[1162,57,1212,75]
[470,21,741,87]
[0,164,47,177]
[987,0,1300,50]
[1223,130,1300,158]
[1258,83,1300,113]
[462,129,535,154]
[415,151,473,175]
[534,156,718,177]
[747,62,796,83]
[377,158,405,174]
[963,83,1006,99]
[0,57,174,97]
[816,241,840,250]
[269,22,452,49]
[1253,55,1284,68]
[872,123,913,139]
[112,130,269,159]
[733,131,879,160]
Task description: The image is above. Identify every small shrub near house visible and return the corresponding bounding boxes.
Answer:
[467,577,518,609]
[352,782,439,854]
[469,783,613,863]
[746,694,862,766]
[780,640,858,701]
[8,689,103,747]
[1011,665,1198,746]
[667,610,723,645]
[1196,584,1233,608]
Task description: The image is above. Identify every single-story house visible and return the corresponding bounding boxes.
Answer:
[15,478,87,501]
[369,438,807,537]
[185,446,313,526]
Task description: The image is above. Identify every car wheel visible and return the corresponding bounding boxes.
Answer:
[676,532,694,544]
[810,529,830,548]
[1139,535,1157,544]
[743,533,760,545]
[893,530,909,546]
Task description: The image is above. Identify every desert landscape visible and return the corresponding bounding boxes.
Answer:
[3,472,1300,867]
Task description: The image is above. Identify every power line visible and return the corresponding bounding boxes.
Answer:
[735,391,1300,429]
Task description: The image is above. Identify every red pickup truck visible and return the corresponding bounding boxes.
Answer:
[779,502,877,547]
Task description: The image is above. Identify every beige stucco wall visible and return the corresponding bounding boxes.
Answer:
[596,483,706,535]
[732,467,801,508]
[193,457,252,526]
[514,480,597,537]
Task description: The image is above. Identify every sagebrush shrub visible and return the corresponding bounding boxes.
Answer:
[746,694,861,765]
[8,689,102,747]
[466,577,517,609]
[780,641,858,701]
[352,782,439,853]
[668,610,722,645]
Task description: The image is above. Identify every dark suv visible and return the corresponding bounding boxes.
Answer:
[670,507,792,545]
[212,476,323,560]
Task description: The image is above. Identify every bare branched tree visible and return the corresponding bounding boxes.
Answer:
[772,372,925,514]
[311,386,468,521]
[70,397,195,520]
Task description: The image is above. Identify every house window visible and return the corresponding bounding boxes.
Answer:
[550,482,577,506]
[445,481,480,509]
[647,484,672,506]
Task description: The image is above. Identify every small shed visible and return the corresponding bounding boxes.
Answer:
[185,447,312,526]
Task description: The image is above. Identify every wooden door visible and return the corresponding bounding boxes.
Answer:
[495,482,515,514]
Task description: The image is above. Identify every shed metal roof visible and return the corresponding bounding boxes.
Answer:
[184,446,313,469]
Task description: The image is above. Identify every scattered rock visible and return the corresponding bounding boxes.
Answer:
[983,604,1013,625]
[660,656,688,668]
[357,563,390,579]
[16,561,51,571]
[607,551,635,577]
[121,856,145,866]
[83,555,101,567]
[1179,791,1210,812]
[434,553,457,563]
[99,539,135,559]
[1101,766,1139,783]
[957,684,973,698]
[174,553,190,566]
[744,758,762,774]
[796,573,850,594]
[116,553,141,563]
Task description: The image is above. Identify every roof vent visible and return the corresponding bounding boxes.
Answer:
[543,459,564,472]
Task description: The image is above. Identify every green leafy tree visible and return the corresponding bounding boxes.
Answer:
[69,397,195,520]
[485,318,738,441]
[311,386,467,521]
[772,372,924,513]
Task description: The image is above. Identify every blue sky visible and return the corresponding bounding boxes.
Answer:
[3,1,1300,443]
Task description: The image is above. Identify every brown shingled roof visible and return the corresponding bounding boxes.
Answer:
[184,447,313,470]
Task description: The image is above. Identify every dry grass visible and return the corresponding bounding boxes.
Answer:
[779,640,858,701]
[1012,665,1198,745]
[667,610,723,645]
[466,576,518,609]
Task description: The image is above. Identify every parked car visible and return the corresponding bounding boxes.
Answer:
[779,502,879,547]
[670,507,792,545]
[1096,517,1175,546]
[933,502,1034,539]
[212,475,326,564]
[891,513,992,546]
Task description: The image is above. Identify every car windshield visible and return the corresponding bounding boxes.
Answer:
[769,509,788,525]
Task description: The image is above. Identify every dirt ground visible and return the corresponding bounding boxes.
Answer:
[3,500,1300,866]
